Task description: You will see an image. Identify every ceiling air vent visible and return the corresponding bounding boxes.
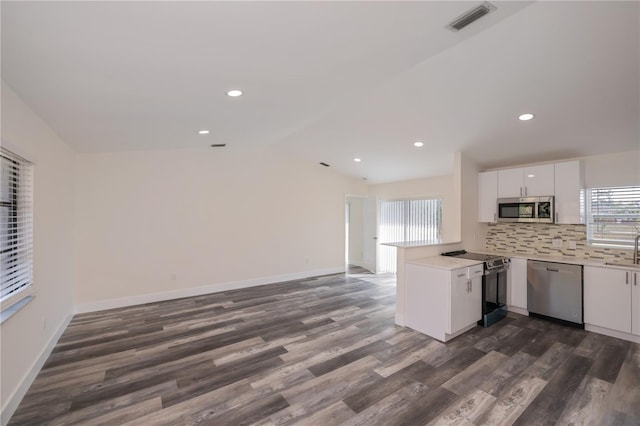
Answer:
[447,2,496,32]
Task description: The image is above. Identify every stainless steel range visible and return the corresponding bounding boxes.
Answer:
[443,250,510,327]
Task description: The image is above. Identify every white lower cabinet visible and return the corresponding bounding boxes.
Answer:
[405,263,482,342]
[508,257,528,311]
[584,266,639,336]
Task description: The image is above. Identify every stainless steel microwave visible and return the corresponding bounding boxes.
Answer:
[497,196,554,223]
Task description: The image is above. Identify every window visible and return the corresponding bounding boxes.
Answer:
[379,198,442,273]
[586,186,640,248]
[1,148,33,304]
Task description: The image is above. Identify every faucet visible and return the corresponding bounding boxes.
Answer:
[635,234,640,264]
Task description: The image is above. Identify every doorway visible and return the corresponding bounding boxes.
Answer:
[345,196,378,274]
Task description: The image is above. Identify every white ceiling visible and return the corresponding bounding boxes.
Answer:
[2,1,638,183]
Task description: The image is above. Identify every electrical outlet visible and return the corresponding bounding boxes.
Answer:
[552,238,562,248]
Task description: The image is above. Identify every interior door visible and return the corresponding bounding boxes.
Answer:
[362,196,378,273]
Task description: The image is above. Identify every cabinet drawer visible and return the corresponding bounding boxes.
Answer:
[468,264,484,279]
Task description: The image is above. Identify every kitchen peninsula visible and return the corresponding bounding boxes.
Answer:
[383,240,465,327]
[404,255,484,342]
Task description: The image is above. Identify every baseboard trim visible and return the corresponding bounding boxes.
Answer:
[75,266,346,314]
[1,312,73,426]
[585,324,640,344]
[507,306,529,316]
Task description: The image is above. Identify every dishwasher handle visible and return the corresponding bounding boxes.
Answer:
[546,267,560,272]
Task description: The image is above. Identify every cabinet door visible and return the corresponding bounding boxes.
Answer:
[523,164,555,196]
[449,269,477,334]
[497,168,524,198]
[478,171,498,222]
[633,272,640,336]
[584,266,631,333]
[554,161,583,224]
[509,257,528,309]
[405,264,448,339]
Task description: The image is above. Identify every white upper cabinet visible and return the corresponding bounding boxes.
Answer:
[483,160,583,223]
[523,164,555,196]
[497,168,524,198]
[497,164,555,198]
[554,160,584,224]
[478,171,498,222]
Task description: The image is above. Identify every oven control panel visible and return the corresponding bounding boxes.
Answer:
[486,257,510,271]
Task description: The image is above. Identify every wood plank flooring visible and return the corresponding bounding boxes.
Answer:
[9,268,640,425]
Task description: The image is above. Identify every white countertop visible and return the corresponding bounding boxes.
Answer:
[382,240,461,248]
[469,250,639,270]
[406,256,483,270]
[404,249,639,270]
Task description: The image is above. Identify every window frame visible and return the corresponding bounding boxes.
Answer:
[0,147,34,319]
[586,185,640,249]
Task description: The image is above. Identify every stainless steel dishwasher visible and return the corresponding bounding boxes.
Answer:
[527,260,583,327]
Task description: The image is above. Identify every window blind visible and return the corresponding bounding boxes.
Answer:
[1,148,33,301]
[587,186,640,248]
[379,198,442,273]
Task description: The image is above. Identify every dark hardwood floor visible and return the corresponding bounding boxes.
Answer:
[9,268,640,425]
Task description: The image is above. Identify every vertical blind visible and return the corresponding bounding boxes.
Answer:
[587,186,640,247]
[378,198,442,273]
[1,148,33,301]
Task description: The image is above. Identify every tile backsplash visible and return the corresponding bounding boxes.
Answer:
[485,223,634,262]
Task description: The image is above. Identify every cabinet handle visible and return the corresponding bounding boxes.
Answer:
[555,212,558,223]
[635,273,637,287]
[524,187,527,196]
[626,271,629,285]
[457,273,466,278]
[520,187,523,197]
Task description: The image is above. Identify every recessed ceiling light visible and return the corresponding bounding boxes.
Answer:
[414,141,424,147]
[518,113,535,121]
[527,174,535,178]
[227,90,243,97]
[198,130,210,135]
[354,158,362,162]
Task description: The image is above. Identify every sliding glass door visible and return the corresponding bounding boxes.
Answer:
[378,198,442,273]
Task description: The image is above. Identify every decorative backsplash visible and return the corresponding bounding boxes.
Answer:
[485,223,634,262]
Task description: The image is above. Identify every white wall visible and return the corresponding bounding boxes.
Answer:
[74,148,367,309]
[0,82,76,422]
[369,174,457,243]
[583,150,640,188]
[459,152,487,251]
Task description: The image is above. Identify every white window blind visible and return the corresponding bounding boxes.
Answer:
[1,148,33,301]
[586,186,640,248]
[379,198,442,273]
